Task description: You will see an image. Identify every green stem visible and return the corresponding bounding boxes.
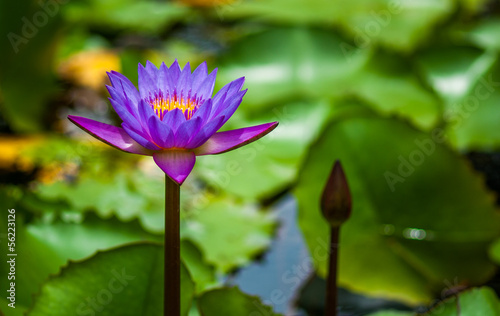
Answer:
[164,175,180,316]
[325,227,340,316]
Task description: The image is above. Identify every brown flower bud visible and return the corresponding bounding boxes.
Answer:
[320,160,352,227]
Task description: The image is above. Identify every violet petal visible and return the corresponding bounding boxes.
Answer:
[68,115,154,155]
[153,151,196,184]
[194,122,278,156]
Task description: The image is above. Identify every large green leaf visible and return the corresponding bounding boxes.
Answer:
[34,167,166,233]
[458,18,500,51]
[367,311,413,316]
[197,287,282,316]
[63,0,189,33]
[0,1,60,132]
[197,100,333,199]
[28,243,195,316]
[418,47,500,149]
[0,210,161,310]
[352,53,441,130]
[216,28,438,133]
[425,287,500,316]
[221,0,454,51]
[181,197,276,273]
[295,115,500,305]
[216,28,371,110]
[181,240,218,294]
[368,287,500,316]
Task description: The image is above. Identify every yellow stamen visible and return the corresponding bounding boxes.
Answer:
[150,94,198,120]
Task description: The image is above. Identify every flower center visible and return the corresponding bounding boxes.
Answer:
[148,92,199,120]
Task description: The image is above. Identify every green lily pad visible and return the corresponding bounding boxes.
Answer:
[221,0,454,51]
[368,287,500,316]
[352,52,441,130]
[0,1,60,132]
[197,100,333,199]
[34,167,167,233]
[181,240,218,293]
[425,287,500,316]
[295,115,500,305]
[216,27,370,110]
[27,243,195,316]
[488,237,500,265]
[181,197,276,273]
[366,311,413,316]
[418,47,500,149]
[0,209,162,310]
[197,287,282,316]
[63,0,189,33]
[458,18,500,51]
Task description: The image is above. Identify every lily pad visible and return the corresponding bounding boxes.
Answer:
[28,243,195,316]
[367,311,413,316]
[197,287,282,316]
[216,27,370,110]
[417,47,500,149]
[0,210,161,310]
[458,18,500,51]
[425,287,500,316]
[295,115,500,305]
[352,52,441,130]
[197,100,333,199]
[181,197,276,273]
[63,0,189,34]
[34,168,166,233]
[181,240,218,293]
[221,0,454,51]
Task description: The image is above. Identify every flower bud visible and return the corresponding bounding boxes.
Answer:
[320,160,352,227]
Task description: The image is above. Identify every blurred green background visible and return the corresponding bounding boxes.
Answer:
[2,0,500,315]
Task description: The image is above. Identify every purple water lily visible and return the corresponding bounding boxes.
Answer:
[68,60,278,184]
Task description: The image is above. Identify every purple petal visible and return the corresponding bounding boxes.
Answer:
[210,77,245,118]
[212,89,247,124]
[122,123,162,151]
[158,62,171,94]
[148,116,175,149]
[195,122,278,156]
[186,116,225,149]
[174,116,203,148]
[178,62,192,94]
[109,98,143,132]
[191,99,213,125]
[145,60,159,81]
[138,63,156,99]
[68,115,154,156]
[107,87,139,119]
[153,151,196,184]
[167,60,181,89]
[107,71,140,104]
[192,62,208,91]
[138,100,157,137]
[106,85,124,103]
[196,68,218,101]
[163,108,186,133]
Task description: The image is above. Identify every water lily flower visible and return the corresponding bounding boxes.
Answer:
[68,60,278,184]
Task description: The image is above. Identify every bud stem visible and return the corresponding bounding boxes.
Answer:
[325,226,340,316]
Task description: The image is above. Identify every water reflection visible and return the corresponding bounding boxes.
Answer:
[381,224,436,241]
